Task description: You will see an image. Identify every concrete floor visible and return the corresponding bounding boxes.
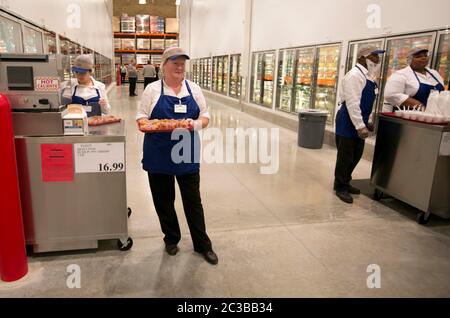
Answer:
[1,84,449,298]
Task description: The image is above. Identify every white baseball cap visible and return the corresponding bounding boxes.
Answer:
[357,45,385,58]
[408,47,429,57]
[161,47,190,65]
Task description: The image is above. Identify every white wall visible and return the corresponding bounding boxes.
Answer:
[181,0,246,58]
[1,0,113,58]
[251,0,450,51]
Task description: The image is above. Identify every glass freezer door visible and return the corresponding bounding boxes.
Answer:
[313,44,340,123]
[436,33,450,90]
[207,58,212,89]
[223,56,229,95]
[262,52,275,107]
[294,46,315,113]
[229,54,241,98]
[251,53,263,104]
[276,49,296,112]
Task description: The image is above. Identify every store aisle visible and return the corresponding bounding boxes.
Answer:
[1,84,449,298]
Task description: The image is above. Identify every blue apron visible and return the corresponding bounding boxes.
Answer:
[71,85,102,117]
[412,69,444,106]
[142,80,200,175]
[336,66,377,139]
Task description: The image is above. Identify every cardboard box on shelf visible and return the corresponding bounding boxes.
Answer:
[165,18,179,33]
[137,39,150,50]
[165,39,178,49]
[151,39,165,50]
[114,39,121,50]
[136,15,150,33]
[113,16,121,32]
[120,14,135,33]
[121,39,135,50]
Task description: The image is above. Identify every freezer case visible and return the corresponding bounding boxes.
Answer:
[0,15,22,53]
[251,53,264,104]
[229,54,241,98]
[313,44,340,123]
[294,47,315,112]
[277,49,296,112]
[371,115,450,223]
[435,33,450,90]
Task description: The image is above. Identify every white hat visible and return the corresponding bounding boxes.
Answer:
[408,47,429,57]
[72,54,94,73]
[357,45,385,58]
[161,47,190,65]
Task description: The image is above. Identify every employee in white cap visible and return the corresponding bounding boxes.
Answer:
[61,54,111,117]
[384,47,445,111]
[136,47,218,265]
[334,46,385,204]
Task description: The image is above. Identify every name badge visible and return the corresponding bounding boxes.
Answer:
[83,105,92,113]
[374,88,379,95]
[174,104,187,113]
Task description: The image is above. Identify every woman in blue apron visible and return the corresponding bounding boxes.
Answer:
[61,54,110,117]
[334,46,385,204]
[384,48,445,111]
[136,47,218,265]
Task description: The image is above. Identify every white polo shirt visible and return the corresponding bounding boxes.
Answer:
[60,77,111,114]
[136,79,210,120]
[383,66,444,111]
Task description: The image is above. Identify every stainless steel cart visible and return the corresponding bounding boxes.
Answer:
[370,115,450,224]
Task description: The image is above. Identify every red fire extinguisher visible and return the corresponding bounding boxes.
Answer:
[0,94,28,282]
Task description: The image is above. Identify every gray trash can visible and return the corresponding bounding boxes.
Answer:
[298,109,328,149]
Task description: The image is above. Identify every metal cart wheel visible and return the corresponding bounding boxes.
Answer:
[118,237,133,251]
[373,188,383,201]
[127,207,132,218]
[416,212,430,225]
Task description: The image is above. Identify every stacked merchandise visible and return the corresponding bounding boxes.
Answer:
[165,39,178,49]
[150,16,160,34]
[157,16,165,33]
[121,39,135,50]
[112,16,121,32]
[151,39,165,50]
[136,54,150,65]
[122,54,135,65]
[137,39,151,50]
[114,39,121,50]
[114,55,121,65]
[120,14,136,33]
[136,15,150,33]
[151,55,162,65]
[165,18,179,33]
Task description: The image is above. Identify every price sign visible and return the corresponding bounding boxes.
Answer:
[74,142,125,173]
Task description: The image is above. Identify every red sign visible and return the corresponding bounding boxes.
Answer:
[41,144,74,182]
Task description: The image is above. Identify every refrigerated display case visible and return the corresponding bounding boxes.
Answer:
[212,57,218,91]
[251,51,275,107]
[229,54,241,98]
[313,44,340,122]
[0,14,22,53]
[23,25,43,53]
[294,46,315,112]
[435,32,450,90]
[212,56,229,94]
[276,49,296,111]
[203,57,211,89]
[192,59,199,84]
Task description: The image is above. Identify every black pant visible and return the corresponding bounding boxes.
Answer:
[334,135,365,191]
[129,77,137,95]
[120,73,126,84]
[147,172,213,252]
[144,77,158,89]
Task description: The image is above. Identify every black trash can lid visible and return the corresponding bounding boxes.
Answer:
[298,109,328,117]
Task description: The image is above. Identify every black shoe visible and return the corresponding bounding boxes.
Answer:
[198,250,218,265]
[336,190,353,204]
[165,244,179,256]
[348,185,361,195]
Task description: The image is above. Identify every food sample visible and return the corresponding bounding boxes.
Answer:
[139,119,193,132]
[88,115,121,126]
